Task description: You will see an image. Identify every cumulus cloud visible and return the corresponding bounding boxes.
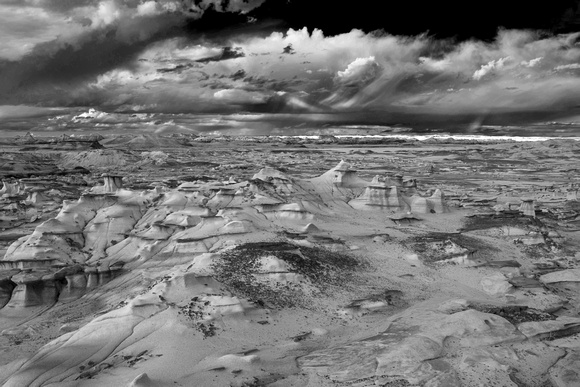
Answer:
[213,89,269,104]
[336,56,381,84]
[472,57,511,80]
[554,63,580,70]
[521,57,542,67]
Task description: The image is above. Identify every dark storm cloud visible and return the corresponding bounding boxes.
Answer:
[195,46,245,63]
[230,69,246,80]
[282,44,295,54]
[54,27,578,121]
[0,0,268,107]
[2,0,580,126]
[157,63,195,73]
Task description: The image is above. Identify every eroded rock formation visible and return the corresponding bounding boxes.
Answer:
[1,155,578,387]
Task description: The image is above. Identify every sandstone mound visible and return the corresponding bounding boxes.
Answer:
[299,301,577,386]
[16,161,580,387]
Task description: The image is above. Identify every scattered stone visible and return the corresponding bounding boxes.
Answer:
[480,273,513,296]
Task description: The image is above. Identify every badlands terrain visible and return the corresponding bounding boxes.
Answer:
[0,133,580,387]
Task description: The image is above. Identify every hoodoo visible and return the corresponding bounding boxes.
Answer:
[0,181,23,196]
[520,198,536,217]
[332,161,366,188]
[102,173,123,192]
[349,175,413,212]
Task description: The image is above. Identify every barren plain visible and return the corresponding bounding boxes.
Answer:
[1,133,580,387]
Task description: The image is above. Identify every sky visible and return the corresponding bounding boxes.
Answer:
[0,0,579,131]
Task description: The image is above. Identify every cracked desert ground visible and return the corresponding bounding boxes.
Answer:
[1,133,580,387]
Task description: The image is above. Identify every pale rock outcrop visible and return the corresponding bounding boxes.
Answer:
[429,189,448,213]
[408,190,449,214]
[480,273,513,296]
[1,294,167,387]
[250,167,296,197]
[349,176,411,211]
[24,191,49,206]
[83,202,143,260]
[128,373,156,387]
[252,167,293,183]
[103,236,168,266]
[566,190,578,201]
[2,188,157,267]
[104,174,123,192]
[410,194,430,213]
[0,159,462,384]
[299,223,321,234]
[311,161,367,200]
[3,223,88,265]
[215,207,267,227]
[388,174,404,187]
[57,268,88,302]
[519,198,536,217]
[299,307,523,384]
[82,189,157,260]
[540,269,580,284]
[162,207,213,227]
[0,265,120,311]
[518,317,580,339]
[549,351,580,387]
[204,187,235,209]
[329,160,367,188]
[133,222,174,240]
[256,202,315,223]
[4,272,60,309]
[402,178,418,194]
[0,181,23,196]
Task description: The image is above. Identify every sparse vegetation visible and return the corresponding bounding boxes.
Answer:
[178,297,218,338]
[469,304,556,325]
[212,241,361,308]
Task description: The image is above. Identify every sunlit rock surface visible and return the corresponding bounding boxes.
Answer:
[0,136,579,387]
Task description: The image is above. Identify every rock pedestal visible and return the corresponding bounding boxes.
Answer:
[519,199,535,217]
[6,272,61,308]
[102,174,123,193]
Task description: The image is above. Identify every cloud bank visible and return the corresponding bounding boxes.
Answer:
[1,1,579,126]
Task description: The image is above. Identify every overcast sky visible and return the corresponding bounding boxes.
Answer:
[1,0,579,126]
